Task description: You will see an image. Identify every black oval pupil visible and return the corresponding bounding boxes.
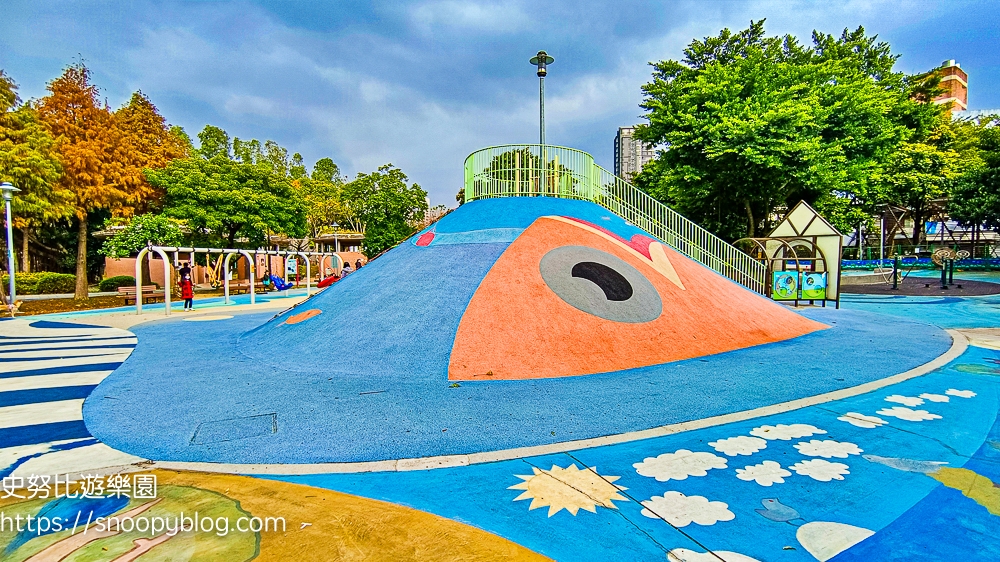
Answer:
[571,262,633,301]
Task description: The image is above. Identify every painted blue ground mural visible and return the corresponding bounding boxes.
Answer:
[271,344,1000,561]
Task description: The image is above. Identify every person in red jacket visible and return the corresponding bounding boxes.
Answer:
[180,274,194,310]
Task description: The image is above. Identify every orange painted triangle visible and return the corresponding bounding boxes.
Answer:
[448,216,826,380]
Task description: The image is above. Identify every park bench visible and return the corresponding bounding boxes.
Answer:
[118,285,164,305]
[229,281,269,294]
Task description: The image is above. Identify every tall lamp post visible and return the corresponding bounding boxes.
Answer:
[530,50,554,194]
[0,183,19,307]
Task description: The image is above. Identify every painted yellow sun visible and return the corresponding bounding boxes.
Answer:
[509,464,628,517]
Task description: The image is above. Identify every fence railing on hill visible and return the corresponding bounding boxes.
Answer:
[463,144,767,294]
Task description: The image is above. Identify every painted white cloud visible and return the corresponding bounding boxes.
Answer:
[797,521,875,562]
[837,412,887,429]
[918,393,949,403]
[667,548,761,562]
[884,395,924,407]
[633,450,727,481]
[750,424,827,441]
[709,436,767,457]
[946,389,977,398]
[795,440,863,459]
[640,491,735,527]
[736,460,791,487]
[790,459,850,482]
[876,406,942,422]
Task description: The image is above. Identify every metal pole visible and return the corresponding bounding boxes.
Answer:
[879,215,885,268]
[539,73,545,146]
[540,75,546,196]
[3,196,14,304]
[892,256,899,290]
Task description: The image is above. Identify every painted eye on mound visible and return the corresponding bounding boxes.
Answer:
[539,246,662,323]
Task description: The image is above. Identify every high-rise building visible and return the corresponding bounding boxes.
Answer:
[613,126,656,180]
[933,60,968,111]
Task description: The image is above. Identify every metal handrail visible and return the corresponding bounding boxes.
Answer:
[463,144,767,293]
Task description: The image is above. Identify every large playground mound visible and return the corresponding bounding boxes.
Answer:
[238,197,826,380]
[85,197,954,464]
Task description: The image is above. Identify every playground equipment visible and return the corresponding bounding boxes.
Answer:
[736,201,843,307]
[133,246,343,315]
[268,274,295,291]
[463,145,767,293]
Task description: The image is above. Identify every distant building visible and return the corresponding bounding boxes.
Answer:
[613,126,656,180]
[933,60,968,111]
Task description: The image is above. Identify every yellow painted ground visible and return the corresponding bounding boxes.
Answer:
[158,470,550,561]
[0,470,550,561]
[931,467,1000,516]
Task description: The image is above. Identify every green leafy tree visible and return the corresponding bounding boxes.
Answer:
[146,126,307,248]
[99,213,185,284]
[343,164,428,257]
[197,125,231,159]
[294,161,347,239]
[100,214,185,258]
[312,158,341,182]
[0,71,71,272]
[950,117,1000,254]
[635,21,940,240]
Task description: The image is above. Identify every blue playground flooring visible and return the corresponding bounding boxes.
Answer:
[270,344,1000,561]
[36,288,310,320]
[83,305,950,464]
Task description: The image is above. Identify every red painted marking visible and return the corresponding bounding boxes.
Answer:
[416,231,435,246]
[560,216,655,259]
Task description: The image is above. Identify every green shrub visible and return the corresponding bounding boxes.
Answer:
[34,273,77,294]
[99,275,136,292]
[2,272,47,295]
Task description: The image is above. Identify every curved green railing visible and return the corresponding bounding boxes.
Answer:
[463,144,767,293]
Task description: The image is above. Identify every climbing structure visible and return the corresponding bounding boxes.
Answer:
[240,196,824,380]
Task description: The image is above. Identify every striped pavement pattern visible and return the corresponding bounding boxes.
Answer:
[0,319,144,477]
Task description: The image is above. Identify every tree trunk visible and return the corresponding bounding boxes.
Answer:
[911,208,923,246]
[744,201,755,238]
[75,215,89,299]
[140,254,153,286]
[20,227,30,273]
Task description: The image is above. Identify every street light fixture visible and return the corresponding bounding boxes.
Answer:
[0,182,20,307]
[530,50,554,195]
[331,222,339,254]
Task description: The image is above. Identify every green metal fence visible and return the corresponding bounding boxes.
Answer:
[463,144,767,293]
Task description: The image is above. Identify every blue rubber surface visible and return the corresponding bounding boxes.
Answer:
[270,346,1000,562]
[842,293,1000,328]
[83,306,950,464]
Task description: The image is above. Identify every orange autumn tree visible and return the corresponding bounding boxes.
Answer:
[113,91,189,214]
[38,64,185,298]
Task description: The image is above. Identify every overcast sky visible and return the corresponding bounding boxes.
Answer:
[2,0,998,206]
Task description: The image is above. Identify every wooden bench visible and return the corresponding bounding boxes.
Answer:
[118,285,164,305]
[229,282,270,294]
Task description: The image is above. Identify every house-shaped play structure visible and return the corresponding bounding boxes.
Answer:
[737,201,843,307]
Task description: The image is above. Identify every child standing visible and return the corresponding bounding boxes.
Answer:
[180,274,194,310]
